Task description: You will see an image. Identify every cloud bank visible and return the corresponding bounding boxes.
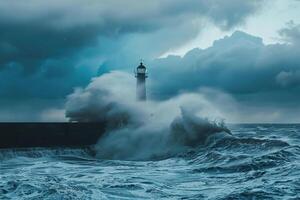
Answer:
[0,0,264,71]
[147,30,300,122]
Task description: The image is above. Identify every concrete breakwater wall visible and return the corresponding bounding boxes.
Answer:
[0,123,106,149]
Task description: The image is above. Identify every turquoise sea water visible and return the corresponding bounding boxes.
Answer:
[1,124,300,199]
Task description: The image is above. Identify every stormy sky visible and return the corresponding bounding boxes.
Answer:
[0,0,300,122]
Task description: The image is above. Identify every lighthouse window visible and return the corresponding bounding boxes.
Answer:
[138,68,146,73]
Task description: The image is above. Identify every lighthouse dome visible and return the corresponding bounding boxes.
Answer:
[138,62,146,68]
[137,62,146,73]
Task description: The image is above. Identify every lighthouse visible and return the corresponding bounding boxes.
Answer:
[135,62,148,101]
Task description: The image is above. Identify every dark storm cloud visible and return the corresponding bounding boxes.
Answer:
[149,31,300,100]
[0,0,264,71]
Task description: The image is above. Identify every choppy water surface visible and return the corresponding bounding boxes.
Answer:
[1,124,300,199]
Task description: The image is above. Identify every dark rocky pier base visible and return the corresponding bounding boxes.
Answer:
[0,123,105,149]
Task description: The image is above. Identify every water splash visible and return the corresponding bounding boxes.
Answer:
[66,71,231,160]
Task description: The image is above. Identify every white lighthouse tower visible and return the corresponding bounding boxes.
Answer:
[135,62,148,101]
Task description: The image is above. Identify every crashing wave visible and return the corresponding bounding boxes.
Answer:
[94,108,230,160]
[65,71,232,160]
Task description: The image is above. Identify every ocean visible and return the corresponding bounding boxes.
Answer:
[1,124,300,199]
